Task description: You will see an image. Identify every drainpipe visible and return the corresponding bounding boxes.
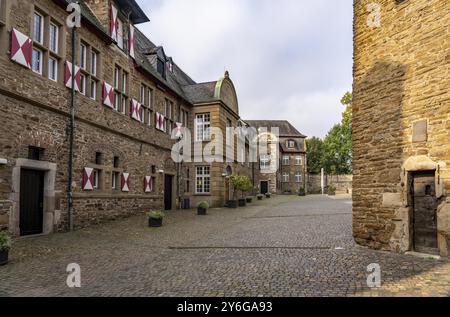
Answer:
[67,26,77,232]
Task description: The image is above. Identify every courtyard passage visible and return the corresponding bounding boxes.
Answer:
[0,195,449,297]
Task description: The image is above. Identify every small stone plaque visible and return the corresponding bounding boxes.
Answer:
[412,120,428,143]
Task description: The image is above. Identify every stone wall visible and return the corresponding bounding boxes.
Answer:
[308,174,353,195]
[353,0,450,255]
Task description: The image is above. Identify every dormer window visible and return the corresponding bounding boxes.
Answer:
[287,140,295,148]
[157,58,166,79]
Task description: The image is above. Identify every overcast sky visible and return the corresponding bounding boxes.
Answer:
[136,0,353,138]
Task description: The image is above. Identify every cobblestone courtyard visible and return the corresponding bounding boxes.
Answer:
[0,195,449,297]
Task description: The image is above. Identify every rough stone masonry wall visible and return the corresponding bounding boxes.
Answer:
[308,175,353,195]
[353,0,450,254]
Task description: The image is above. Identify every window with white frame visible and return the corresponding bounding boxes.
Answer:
[93,169,100,189]
[32,48,43,74]
[295,172,302,183]
[49,22,58,53]
[31,11,61,80]
[196,166,211,194]
[80,43,87,69]
[114,67,120,89]
[283,156,290,166]
[196,113,211,142]
[112,171,120,190]
[33,12,44,44]
[260,155,270,170]
[295,156,302,166]
[79,41,99,99]
[283,173,290,183]
[48,57,57,81]
[113,66,127,113]
[80,73,86,95]
[287,140,295,148]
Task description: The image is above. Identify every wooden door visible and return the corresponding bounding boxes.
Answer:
[20,169,44,236]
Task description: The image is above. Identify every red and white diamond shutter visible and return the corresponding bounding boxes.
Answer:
[144,176,153,193]
[82,168,94,191]
[121,173,130,192]
[64,61,81,91]
[10,28,32,69]
[130,99,142,122]
[103,82,115,108]
[129,24,135,59]
[110,4,119,42]
[156,113,166,132]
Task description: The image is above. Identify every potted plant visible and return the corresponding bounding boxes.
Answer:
[197,201,209,216]
[265,193,271,198]
[228,175,241,208]
[148,210,165,227]
[327,185,336,196]
[298,187,306,196]
[257,194,264,201]
[246,197,253,203]
[0,231,11,266]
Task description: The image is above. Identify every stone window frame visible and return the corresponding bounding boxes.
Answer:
[140,83,154,126]
[31,6,64,83]
[78,39,100,101]
[282,172,290,183]
[295,156,302,166]
[164,98,175,134]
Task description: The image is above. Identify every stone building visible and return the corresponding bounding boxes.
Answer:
[0,0,251,235]
[246,121,307,195]
[353,0,449,256]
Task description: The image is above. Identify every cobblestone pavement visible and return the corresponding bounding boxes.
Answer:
[0,195,449,297]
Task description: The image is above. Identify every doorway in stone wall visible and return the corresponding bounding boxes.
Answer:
[412,171,439,255]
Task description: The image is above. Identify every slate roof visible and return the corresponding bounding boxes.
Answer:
[182,81,219,104]
[245,120,307,138]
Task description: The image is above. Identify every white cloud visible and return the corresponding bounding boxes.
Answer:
[137,0,353,138]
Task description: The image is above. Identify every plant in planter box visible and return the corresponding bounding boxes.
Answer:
[237,176,252,207]
[0,231,11,266]
[327,185,336,196]
[228,175,241,208]
[246,197,253,203]
[257,194,264,201]
[197,201,209,216]
[265,193,271,198]
[298,187,306,196]
[147,210,165,227]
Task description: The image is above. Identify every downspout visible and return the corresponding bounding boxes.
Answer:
[67,26,76,231]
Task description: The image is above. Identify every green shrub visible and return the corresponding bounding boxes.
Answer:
[147,210,165,220]
[327,185,336,195]
[197,201,209,209]
[0,231,11,252]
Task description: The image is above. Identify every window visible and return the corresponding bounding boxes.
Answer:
[49,22,58,53]
[90,80,97,100]
[95,152,103,165]
[31,11,61,81]
[295,156,302,166]
[295,172,302,183]
[113,156,120,168]
[260,155,270,171]
[28,146,44,161]
[157,58,166,79]
[80,43,87,69]
[80,74,86,95]
[91,51,97,76]
[165,99,172,119]
[33,12,44,44]
[93,169,100,190]
[283,156,290,166]
[48,57,57,81]
[196,166,211,194]
[0,0,5,25]
[196,113,211,142]
[287,140,295,149]
[32,48,42,74]
[283,173,290,183]
[78,42,99,99]
[113,66,127,113]
[112,172,120,190]
[148,89,154,109]
[140,85,146,104]
[117,18,124,49]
